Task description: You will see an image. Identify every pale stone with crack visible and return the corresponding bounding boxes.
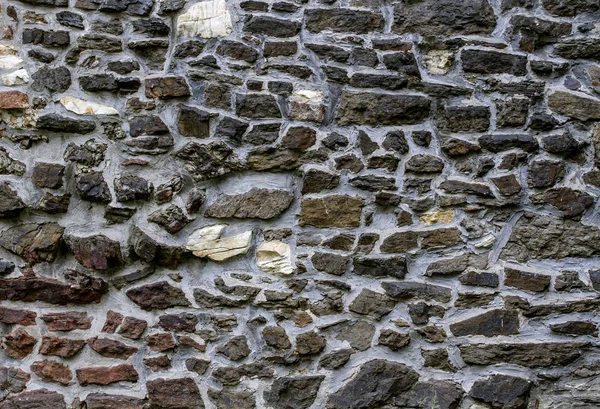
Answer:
[177,0,233,38]
[419,210,455,225]
[60,97,119,116]
[0,55,23,69]
[256,240,294,276]
[423,50,454,75]
[2,69,29,86]
[288,90,326,123]
[186,225,252,261]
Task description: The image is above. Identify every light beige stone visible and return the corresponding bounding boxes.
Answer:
[0,55,23,69]
[186,225,252,261]
[60,96,119,116]
[2,69,29,86]
[419,210,455,225]
[256,240,294,276]
[177,0,233,38]
[424,50,454,75]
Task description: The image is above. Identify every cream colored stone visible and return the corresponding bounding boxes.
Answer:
[177,0,233,38]
[474,234,495,248]
[424,50,454,75]
[1,109,37,129]
[256,240,294,276]
[0,45,17,56]
[0,55,23,69]
[1,69,29,86]
[60,96,119,116]
[186,224,252,261]
[420,210,455,225]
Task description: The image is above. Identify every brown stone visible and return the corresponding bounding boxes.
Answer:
[118,316,148,339]
[146,377,204,408]
[0,90,29,109]
[126,281,190,310]
[2,328,36,359]
[505,266,551,292]
[0,306,36,325]
[145,76,191,99]
[102,310,124,333]
[349,289,396,320]
[0,222,64,264]
[294,330,326,355]
[205,188,294,219]
[263,326,292,349]
[299,195,364,228]
[30,360,73,385]
[41,311,92,331]
[65,234,124,271]
[39,335,86,358]
[450,309,520,337]
[0,389,66,409]
[0,273,108,305]
[0,367,30,400]
[87,337,138,359]
[32,162,65,189]
[86,393,147,409]
[76,364,139,385]
[147,332,176,352]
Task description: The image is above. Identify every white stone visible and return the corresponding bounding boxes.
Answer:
[1,69,29,86]
[256,240,294,276]
[186,224,252,261]
[0,55,23,69]
[177,0,233,38]
[60,96,119,116]
[474,234,495,248]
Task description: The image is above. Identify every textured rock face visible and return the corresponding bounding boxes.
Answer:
[1,0,599,406]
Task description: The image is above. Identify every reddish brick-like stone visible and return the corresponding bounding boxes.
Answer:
[1,328,37,359]
[76,364,139,386]
[0,91,29,109]
[146,332,176,352]
[41,311,92,331]
[30,360,73,385]
[0,306,36,325]
[117,316,147,339]
[39,335,85,358]
[87,337,138,359]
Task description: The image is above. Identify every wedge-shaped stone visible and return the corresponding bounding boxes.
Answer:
[186,225,252,261]
[450,309,519,337]
[60,96,118,115]
[256,240,294,276]
[460,342,587,367]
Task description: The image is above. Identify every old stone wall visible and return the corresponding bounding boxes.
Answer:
[1,0,600,407]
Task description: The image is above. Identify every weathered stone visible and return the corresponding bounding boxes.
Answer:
[265,376,324,409]
[450,309,519,337]
[382,281,452,303]
[0,306,36,326]
[335,92,431,126]
[256,240,294,276]
[550,321,598,336]
[87,337,138,359]
[319,349,353,370]
[393,0,496,36]
[186,225,252,261]
[0,367,29,400]
[175,141,243,181]
[147,377,204,408]
[2,328,36,359]
[217,335,251,361]
[36,114,95,134]
[422,349,457,372]
[244,15,300,37]
[548,90,600,121]
[311,252,348,276]
[439,179,493,197]
[75,171,112,203]
[0,222,63,264]
[206,189,293,220]
[479,134,538,152]
[438,105,490,132]
[178,0,232,37]
[41,312,91,331]
[528,159,565,188]
[378,329,410,351]
[30,360,72,385]
[393,380,464,409]
[65,234,124,271]
[470,374,531,409]
[146,333,176,352]
[405,154,445,173]
[263,326,291,349]
[294,331,326,356]
[86,393,147,409]
[0,390,66,409]
[462,49,528,76]
[148,205,190,234]
[491,174,522,196]
[77,364,138,386]
[537,187,594,218]
[327,359,419,409]
[459,271,499,288]
[40,336,85,358]
[126,281,190,310]
[349,289,396,320]
[145,77,190,99]
[460,342,587,367]
[31,66,71,93]
[299,195,364,228]
[0,90,28,109]
[0,183,26,218]
[114,175,153,202]
[353,255,407,279]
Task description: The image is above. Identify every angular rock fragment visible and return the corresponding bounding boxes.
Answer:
[186,225,252,261]
[76,364,138,386]
[146,377,204,408]
[148,205,190,234]
[0,183,26,218]
[87,337,138,359]
[30,360,72,385]
[256,240,294,275]
[349,289,396,320]
[41,312,91,331]
[469,374,531,408]
[206,188,293,220]
[0,389,66,409]
[264,375,324,409]
[126,281,190,310]
[1,328,36,359]
[450,309,519,337]
[40,336,85,358]
[460,342,587,367]
[65,234,124,271]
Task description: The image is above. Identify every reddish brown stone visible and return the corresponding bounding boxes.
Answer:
[41,311,92,331]
[0,91,28,109]
[144,355,171,371]
[87,337,138,359]
[0,306,36,325]
[126,281,190,310]
[76,364,139,386]
[65,234,124,271]
[101,310,124,333]
[146,332,176,352]
[39,335,86,358]
[146,377,203,408]
[178,335,206,352]
[117,316,147,339]
[0,274,108,305]
[30,360,73,385]
[1,328,36,359]
[0,389,66,409]
[85,393,147,409]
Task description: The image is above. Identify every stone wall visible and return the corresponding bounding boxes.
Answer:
[0,0,600,407]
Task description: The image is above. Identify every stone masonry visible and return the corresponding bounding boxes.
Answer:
[1,0,600,408]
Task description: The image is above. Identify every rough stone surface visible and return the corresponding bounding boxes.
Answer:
[0,0,598,406]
